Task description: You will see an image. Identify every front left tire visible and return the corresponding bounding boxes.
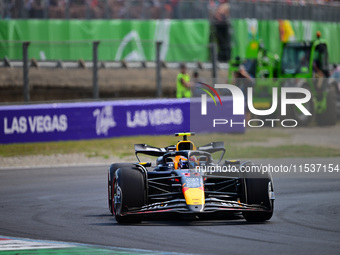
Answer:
[112,166,146,224]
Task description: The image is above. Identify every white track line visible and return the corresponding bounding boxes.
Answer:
[0,238,73,251]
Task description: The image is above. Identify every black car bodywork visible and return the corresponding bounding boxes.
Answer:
[108,133,274,223]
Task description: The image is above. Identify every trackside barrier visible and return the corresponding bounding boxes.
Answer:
[0,98,244,144]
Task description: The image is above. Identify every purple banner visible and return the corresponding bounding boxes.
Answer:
[0,98,244,144]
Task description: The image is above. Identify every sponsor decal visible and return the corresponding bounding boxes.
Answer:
[3,115,67,135]
[127,108,183,128]
[93,106,116,136]
[142,202,168,211]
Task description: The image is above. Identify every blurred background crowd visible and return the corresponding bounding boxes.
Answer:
[1,0,339,20]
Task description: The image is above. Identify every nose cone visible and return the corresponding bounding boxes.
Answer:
[188,204,205,212]
[183,187,205,203]
[182,176,205,212]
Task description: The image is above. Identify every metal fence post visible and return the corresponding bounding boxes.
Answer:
[156,41,163,98]
[104,0,110,19]
[65,0,70,19]
[23,42,30,102]
[93,41,100,99]
[85,0,91,19]
[210,42,218,85]
[43,1,49,19]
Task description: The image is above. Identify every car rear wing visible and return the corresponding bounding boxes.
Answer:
[135,144,175,162]
[135,141,226,163]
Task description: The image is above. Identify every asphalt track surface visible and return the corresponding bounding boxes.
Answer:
[1,158,340,255]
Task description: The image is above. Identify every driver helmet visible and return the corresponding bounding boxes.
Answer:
[189,155,198,168]
[178,156,188,169]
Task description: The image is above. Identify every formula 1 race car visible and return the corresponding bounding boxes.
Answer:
[108,133,274,223]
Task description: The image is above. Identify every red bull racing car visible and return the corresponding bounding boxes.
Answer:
[108,133,274,223]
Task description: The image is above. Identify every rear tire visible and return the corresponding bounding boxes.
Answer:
[316,85,337,126]
[241,163,274,222]
[113,166,145,224]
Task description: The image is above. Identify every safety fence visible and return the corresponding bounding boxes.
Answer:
[0,0,212,20]
[229,0,340,22]
[1,0,340,22]
[0,20,210,61]
[0,19,214,102]
[0,40,221,102]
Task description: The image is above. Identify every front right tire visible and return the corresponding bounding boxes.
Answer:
[108,163,135,214]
